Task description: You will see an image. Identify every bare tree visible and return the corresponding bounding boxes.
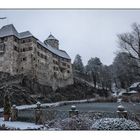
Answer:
[112,52,139,89]
[118,23,140,62]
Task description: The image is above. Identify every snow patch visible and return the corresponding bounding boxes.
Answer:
[130,82,140,88]
[128,90,138,94]
[118,89,126,96]
[0,117,43,130]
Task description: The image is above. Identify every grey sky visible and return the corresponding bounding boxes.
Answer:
[0,10,140,65]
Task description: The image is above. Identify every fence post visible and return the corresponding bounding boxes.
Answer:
[35,102,44,125]
[117,105,128,119]
[11,105,18,121]
[69,105,79,117]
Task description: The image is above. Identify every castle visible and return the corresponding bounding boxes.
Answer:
[0,24,73,90]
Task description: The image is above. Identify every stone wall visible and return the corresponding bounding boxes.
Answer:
[0,35,73,90]
[0,36,15,74]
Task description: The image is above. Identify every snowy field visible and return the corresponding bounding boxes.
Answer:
[0,118,43,130]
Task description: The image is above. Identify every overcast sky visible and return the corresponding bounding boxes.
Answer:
[0,10,140,65]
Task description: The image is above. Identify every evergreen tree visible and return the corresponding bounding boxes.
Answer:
[73,54,84,73]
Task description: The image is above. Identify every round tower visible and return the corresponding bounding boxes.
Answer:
[44,34,59,49]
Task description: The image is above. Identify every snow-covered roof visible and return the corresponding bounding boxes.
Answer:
[47,34,58,40]
[37,40,71,60]
[0,24,19,38]
[0,24,32,39]
[19,31,33,38]
[0,24,71,60]
[130,82,140,88]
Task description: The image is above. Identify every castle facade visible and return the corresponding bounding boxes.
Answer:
[0,24,73,89]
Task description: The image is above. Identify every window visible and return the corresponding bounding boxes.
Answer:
[62,62,66,66]
[53,60,58,65]
[0,39,2,43]
[29,47,32,50]
[40,53,43,58]
[4,37,8,42]
[22,40,25,43]
[67,70,70,73]
[13,46,19,52]
[0,43,5,53]
[54,72,57,77]
[22,57,27,61]
[23,48,25,52]
[67,64,70,68]
[53,66,58,71]
[14,37,18,43]
[45,56,47,60]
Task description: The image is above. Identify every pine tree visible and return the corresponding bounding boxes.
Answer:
[73,54,84,73]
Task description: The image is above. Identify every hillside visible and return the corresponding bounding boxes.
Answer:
[0,72,109,107]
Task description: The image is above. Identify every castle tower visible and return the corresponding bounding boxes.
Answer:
[44,34,59,49]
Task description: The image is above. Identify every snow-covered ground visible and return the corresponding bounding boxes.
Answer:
[118,89,126,96]
[128,90,138,94]
[0,117,43,130]
[0,98,96,113]
[130,82,140,88]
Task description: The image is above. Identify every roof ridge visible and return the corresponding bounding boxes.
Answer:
[37,40,70,60]
[10,24,19,36]
[0,24,13,28]
[47,34,58,40]
[0,24,33,39]
[0,24,19,38]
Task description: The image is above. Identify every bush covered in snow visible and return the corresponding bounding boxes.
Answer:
[59,116,93,130]
[46,116,93,130]
[91,118,140,130]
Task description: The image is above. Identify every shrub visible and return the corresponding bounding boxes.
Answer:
[59,116,93,130]
[46,116,93,130]
[91,118,140,130]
